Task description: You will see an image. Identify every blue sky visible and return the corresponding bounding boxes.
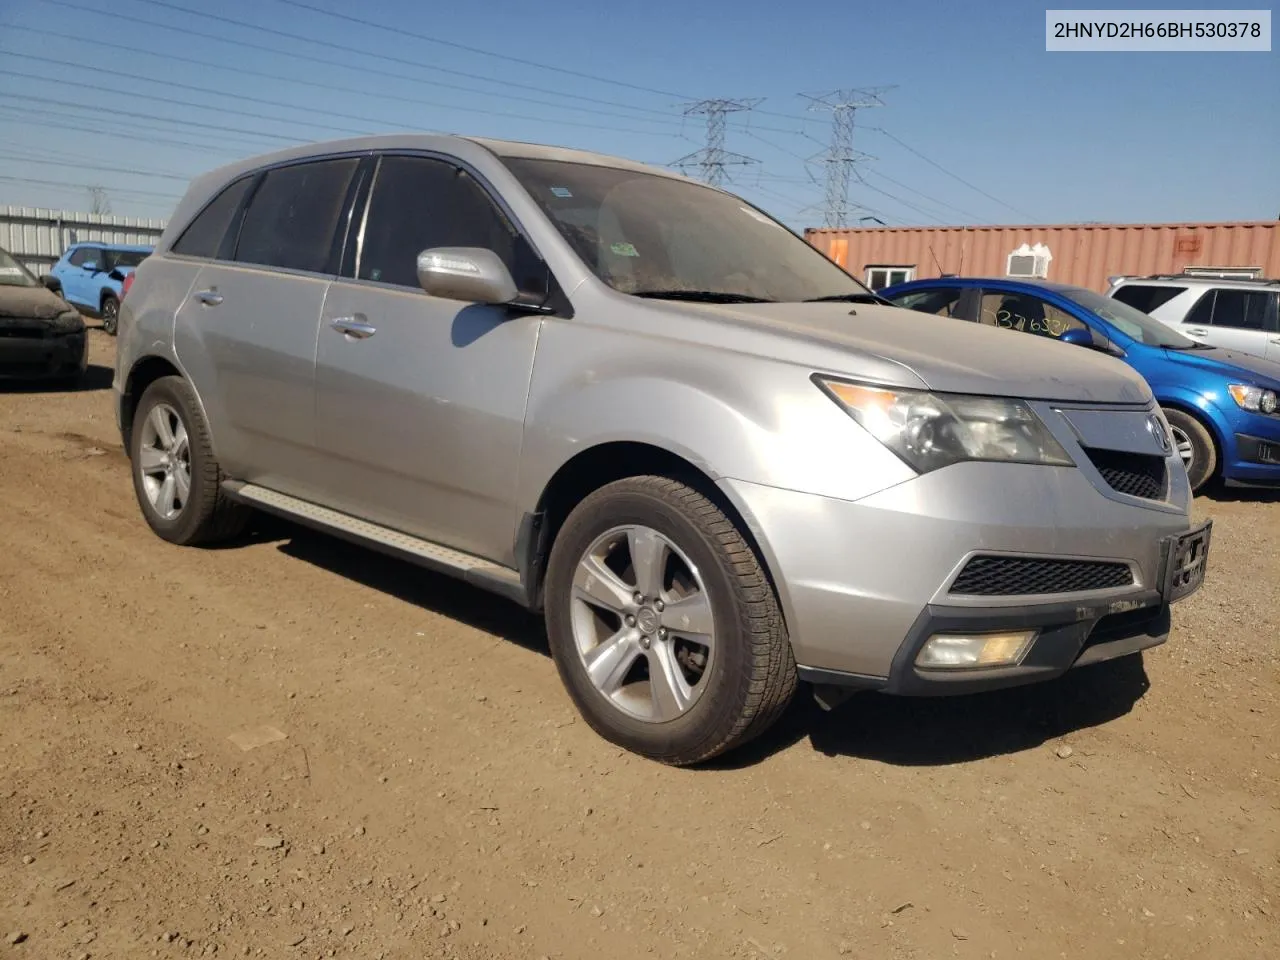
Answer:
[0,0,1275,228]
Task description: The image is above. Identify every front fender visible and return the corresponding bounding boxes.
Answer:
[516,319,916,514]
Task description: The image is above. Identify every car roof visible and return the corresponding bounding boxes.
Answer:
[889,276,1087,294]
[197,133,697,188]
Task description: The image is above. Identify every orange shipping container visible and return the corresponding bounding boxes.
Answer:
[805,221,1280,292]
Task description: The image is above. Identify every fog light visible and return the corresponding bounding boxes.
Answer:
[916,629,1037,669]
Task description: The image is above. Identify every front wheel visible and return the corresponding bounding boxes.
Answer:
[101,295,119,335]
[1161,407,1216,493]
[544,476,797,766]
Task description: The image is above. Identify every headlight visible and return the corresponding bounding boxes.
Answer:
[815,377,1073,474]
[1228,383,1278,415]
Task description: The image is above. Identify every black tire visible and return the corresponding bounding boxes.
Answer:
[101,295,119,335]
[130,375,250,546]
[544,476,797,766]
[1161,407,1216,493]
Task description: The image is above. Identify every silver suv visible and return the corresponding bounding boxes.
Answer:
[114,135,1210,764]
[1107,275,1280,362]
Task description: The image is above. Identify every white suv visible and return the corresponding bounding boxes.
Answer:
[1106,275,1280,363]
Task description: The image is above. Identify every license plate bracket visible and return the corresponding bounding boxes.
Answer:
[1162,519,1212,603]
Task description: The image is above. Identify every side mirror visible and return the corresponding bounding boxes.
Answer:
[1059,327,1097,349]
[416,247,517,305]
[40,274,62,294]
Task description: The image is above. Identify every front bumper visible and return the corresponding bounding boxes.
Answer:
[0,330,88,380]
[721,460,1200,695]
[1226,432,1280,487]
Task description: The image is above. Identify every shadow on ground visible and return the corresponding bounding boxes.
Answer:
[0,364,113,394]
[718,652,1151,768]
[274,523,548,658]
[251,515,1151,768]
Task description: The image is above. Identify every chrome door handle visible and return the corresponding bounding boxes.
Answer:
[330,315,376,339]
[1185,327,1208,336]
[194,289,223,306]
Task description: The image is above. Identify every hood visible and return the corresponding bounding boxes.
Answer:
[0,283,77,321]
[633,299,1154,405]
[1163,345,1280,387]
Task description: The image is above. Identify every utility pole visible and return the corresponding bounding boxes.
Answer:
[88,185,111,215]
[672,98,762,187]
[800,87,893,228]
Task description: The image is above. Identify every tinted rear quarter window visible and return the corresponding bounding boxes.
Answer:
[172,176,254,259]
[1111,284,1185,314]
[357,155,524,288]
[235,158,361,273]
[1210,289,1272,330]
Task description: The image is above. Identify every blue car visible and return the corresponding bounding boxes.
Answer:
[880,276,1280,493]
[47,242,152,336]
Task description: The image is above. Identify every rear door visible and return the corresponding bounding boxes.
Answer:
[1177,288,1275,360]
[172,155,367,496]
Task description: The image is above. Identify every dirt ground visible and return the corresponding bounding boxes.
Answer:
[1,330,1277,960]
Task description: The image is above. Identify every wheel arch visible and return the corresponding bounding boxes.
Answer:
[518,440,786,625]
[100,286,120,312]
[120,355,183,454]
[1155,393,1227,481]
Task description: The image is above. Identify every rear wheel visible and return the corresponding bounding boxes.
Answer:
[101,295,119,335]
[1161,406,1216,493]
[544,476,796,766]
[130,376,250,545]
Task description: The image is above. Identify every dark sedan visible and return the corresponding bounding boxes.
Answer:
[0,246,88,383]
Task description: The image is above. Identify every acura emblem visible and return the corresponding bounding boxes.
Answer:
[1148,413,1171,453]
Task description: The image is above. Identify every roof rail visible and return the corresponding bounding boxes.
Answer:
[1118,273,1278,285]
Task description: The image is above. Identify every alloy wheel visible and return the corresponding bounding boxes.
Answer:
[569,524,716,723]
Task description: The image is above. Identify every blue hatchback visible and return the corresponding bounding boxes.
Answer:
[880,276,1280,493]
[47,242,151,336]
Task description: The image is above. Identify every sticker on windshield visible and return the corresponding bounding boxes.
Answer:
[740,206,781,227]
[550,186,573,198]
[609,242,639,257]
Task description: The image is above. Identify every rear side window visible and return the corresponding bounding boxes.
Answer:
[1209,289,1273,331]
[172,176,254,259]
[1111,284,1185,314]
[356,155,525,289]
[235,158,361,274]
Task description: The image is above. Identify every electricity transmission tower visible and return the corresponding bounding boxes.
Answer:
[801,87,893,228]
[672,98,762,187]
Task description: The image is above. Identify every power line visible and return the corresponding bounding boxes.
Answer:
[0,174,181,201]
[0,102,283,155]
[268,0,694,102]
[114,0,687,123]
[865,127,1039,221]
[14,12,679,129]
[0,151,191,181]
[1,51,685,140]
[862,168,988,223]
[672,99,762,187]
[801,87,892,228]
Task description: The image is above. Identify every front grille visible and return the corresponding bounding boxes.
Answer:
[1084,447,1166,500]
[950,555,1134,596]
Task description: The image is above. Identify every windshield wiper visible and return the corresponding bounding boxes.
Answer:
[630,289,776,304]
[802,292,893,305]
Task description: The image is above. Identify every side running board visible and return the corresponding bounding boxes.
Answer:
[222,481,528,606]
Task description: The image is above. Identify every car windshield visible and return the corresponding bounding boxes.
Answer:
[102,249,148,270]
[0,248,38,288]
[500,157,874,303]
[1059,285,1200,348]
